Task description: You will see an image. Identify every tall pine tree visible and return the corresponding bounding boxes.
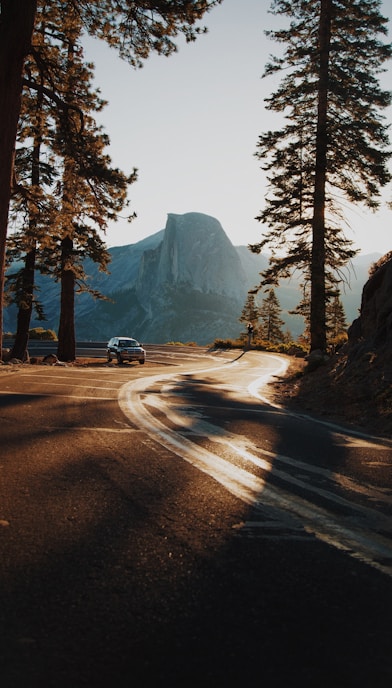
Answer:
[7,5,66,359]
[326,292,347,345]
[7,1,134,361]
[239,292,260,336]
[251,0,391,352]
[49,3,133,361]
[259,288,285,343]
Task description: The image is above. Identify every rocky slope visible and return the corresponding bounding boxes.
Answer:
[271,254,392,439]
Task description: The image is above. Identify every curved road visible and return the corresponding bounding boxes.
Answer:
[120,349,392,577]
[1,346,392,687]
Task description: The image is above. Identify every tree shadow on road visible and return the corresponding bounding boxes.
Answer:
[1,386,392,688]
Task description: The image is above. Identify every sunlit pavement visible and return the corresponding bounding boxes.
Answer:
[0,349,391,686]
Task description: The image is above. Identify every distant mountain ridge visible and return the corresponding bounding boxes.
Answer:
[4,212,381,344]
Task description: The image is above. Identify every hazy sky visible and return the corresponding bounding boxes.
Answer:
[84,0,392,256]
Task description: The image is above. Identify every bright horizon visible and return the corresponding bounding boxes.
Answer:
[83,0,392,257]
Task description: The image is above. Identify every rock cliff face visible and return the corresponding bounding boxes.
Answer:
[131,213,250,343]
[342,254,392,428]
[349,254,392,348]
[136,213,246,300]
[323,254,392,433]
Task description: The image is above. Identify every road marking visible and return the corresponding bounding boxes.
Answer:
[233,520,314,541]
[148,378,392,507]
[39,426,138,433]
[247,354,290,404]
[142,390,392,526]
[0,390,118,401]
[119,361,392,578]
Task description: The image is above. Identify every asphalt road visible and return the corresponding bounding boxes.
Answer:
[1,347,392,687]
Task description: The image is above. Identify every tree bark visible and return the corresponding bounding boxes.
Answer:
[11,79,44,362]
[0,0,37,352]
[310,0,332,353]
[57,236,76,362]
[10,246,36,360]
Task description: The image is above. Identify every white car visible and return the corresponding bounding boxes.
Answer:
[106,337,146,364]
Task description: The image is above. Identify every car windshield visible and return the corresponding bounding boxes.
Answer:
[119,339,138,347]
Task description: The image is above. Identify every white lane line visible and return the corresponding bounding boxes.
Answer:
[38,426,138,433]
[7,377,121,390]
[120,376,268,506]
[247,356,392,448]
[118,359,272,507]
[142,393,392,518]
[0,390,118,400]
[247,354,290,405]
[152,364,392,505]
[119,364,392,578]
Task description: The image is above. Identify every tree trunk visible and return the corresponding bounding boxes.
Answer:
[310,0,332,353]
[11,81,44,362]
[0,0,37,351]
[10,245,36,360]
[57,236,76,361]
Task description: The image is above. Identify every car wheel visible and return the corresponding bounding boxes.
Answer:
[139,359,145,364]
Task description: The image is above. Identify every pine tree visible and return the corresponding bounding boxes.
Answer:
[259,288,285,343]
[0,1,37,350]
[7,128,44,361]
[46,3,135,361]
[251,0,391,353]
[0,0,222,349]
[7,9,61,360]
[289,281,311,346]
[326,292,347,348]
[7,2,134,361]
[239,292,260,336]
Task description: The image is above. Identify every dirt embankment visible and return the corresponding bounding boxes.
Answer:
[270,349,392,439]
[271,254,392,440]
